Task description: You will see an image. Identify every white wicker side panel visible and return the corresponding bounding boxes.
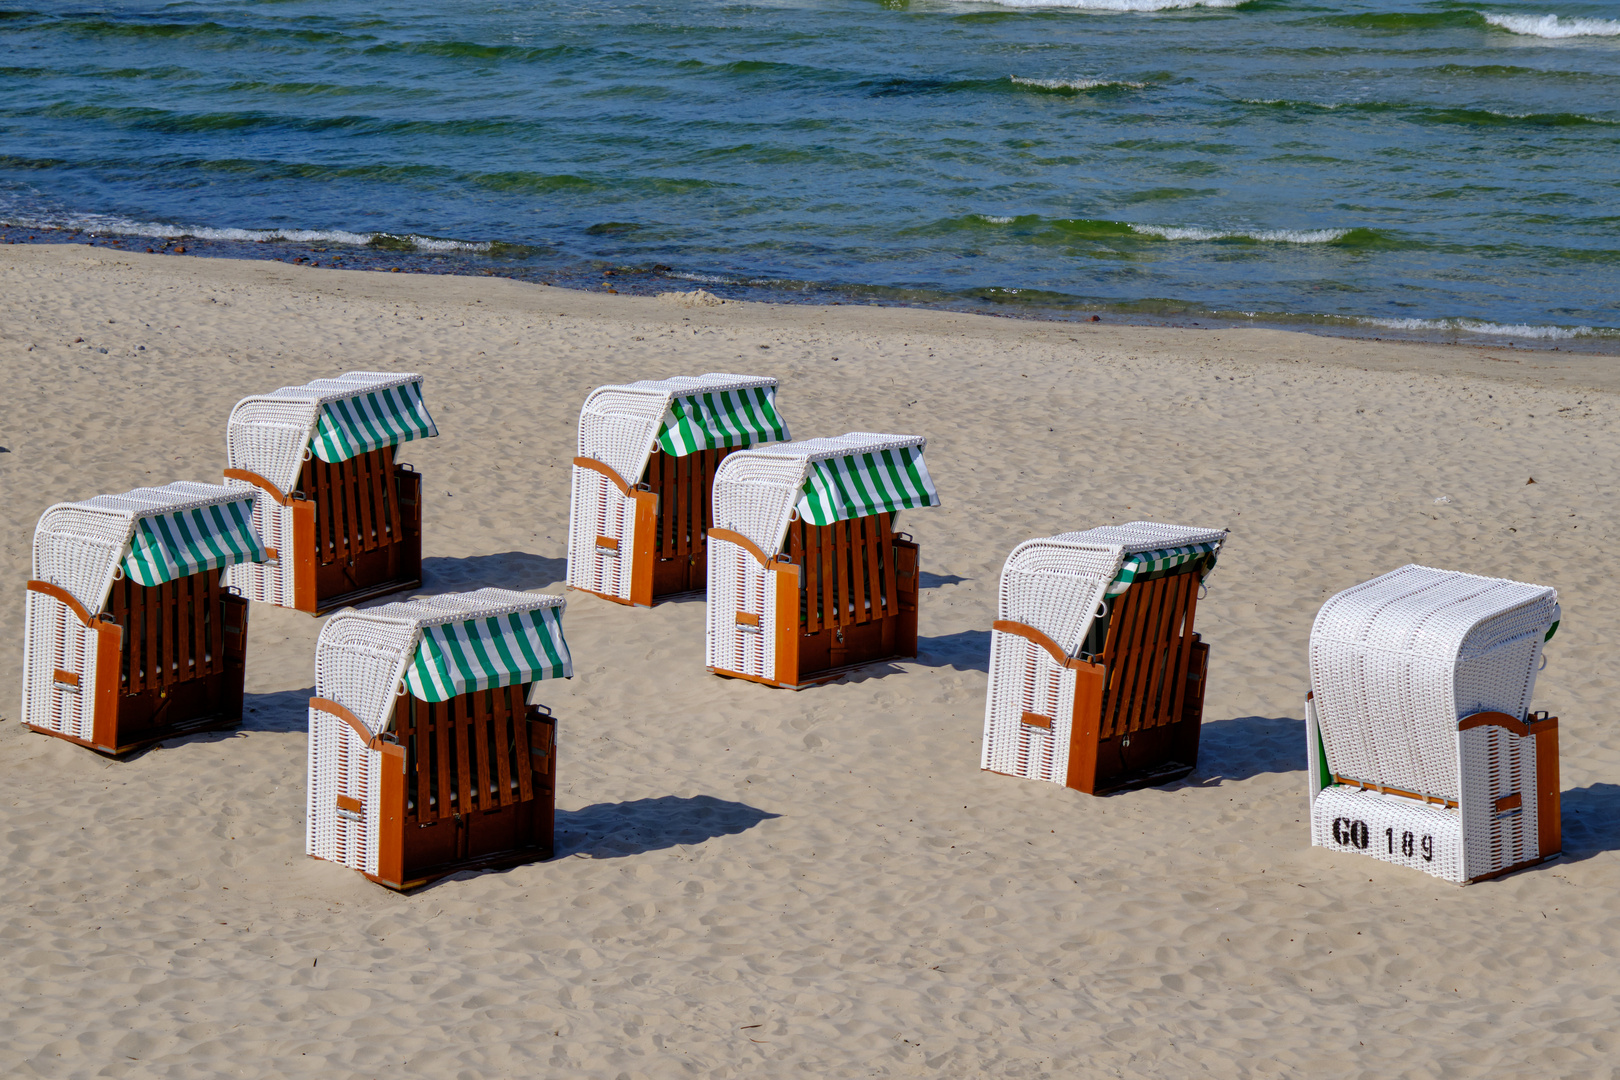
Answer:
[21,592,99,741]
[307,708,382,876]
[226,398,319,498]
[566,466,635,601]
[579,402,662,489]
[1310,786,1466,884]
[981,630,1076,784]
[706,537,774,679]
[1459,726,1539,880]
[223,494,293,607]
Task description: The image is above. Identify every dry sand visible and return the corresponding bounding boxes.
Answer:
[1,243,1618,1078]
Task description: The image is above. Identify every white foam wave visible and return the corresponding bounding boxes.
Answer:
[0,208,491,252]
[1483,13,1620,38]
[669,271,740,285]
[1362,316,1606,340]
[977,0,1243,10]
[1010,75,1148,90]
[976,214,1015,224]
[1132,224,1349,243]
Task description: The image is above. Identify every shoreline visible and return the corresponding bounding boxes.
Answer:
[4,221,1615,359]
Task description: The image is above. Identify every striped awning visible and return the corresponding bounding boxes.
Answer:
[796,444,940,526]
[310,379,438,464]
[656,385,788,457]
[120,499,268,587]
[402,606,573,703]
[1105,542,1220,597]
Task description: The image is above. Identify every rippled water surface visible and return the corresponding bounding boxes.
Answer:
[2,0,1617,345]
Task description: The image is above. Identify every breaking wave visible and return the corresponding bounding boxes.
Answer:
[1361,316,1610,340]
[1483,13,1620,38]
[0,207,491,252]
[976,0,1245,11]
[1009,75,1149,91]
[1131,223,1350,243]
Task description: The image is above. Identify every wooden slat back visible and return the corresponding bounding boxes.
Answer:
[396,684,541,823]
[787,514,902,631]
[1097,566,1202,739]
[105,572,223,694]
[299,447,400,567]
[643,447,733,564]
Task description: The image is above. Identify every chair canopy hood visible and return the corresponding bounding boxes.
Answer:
[32,481,268,615]
[1309,564,1559,804]
[315,589,572,736]
[226,371,437,497]
[577,373,788,487]
[710,432,939,556]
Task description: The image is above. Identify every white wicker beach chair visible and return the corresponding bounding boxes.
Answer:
[224,371,436,615]
[567,373,788,606]
[981,523,1227,794]
[705,433,939,688]
[1307,565,1562,884]
[21,482,266,755]
[307,588,573,890]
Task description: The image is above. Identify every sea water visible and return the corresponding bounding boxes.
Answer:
[2,0,1616,347]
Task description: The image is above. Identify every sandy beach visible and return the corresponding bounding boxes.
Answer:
[2,243,1618,1078]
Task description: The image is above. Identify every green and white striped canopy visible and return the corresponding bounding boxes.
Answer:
[120,499,268,587]
[310,379,438,464]
[656,385,788,457]
[796,445,939,527]
[1105,542,1220,597]
[402,606,573,703]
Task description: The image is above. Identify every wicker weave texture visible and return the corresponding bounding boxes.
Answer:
[705,536,775,679]
[226,371,423,497]
[1046,521,1230,556]
[1311,786,1466,883]
[1460,723,1538,879]
[711,433,926,556]
[20,591,98,740]
[1310,564,1556,802]
[306,708,381,875]
[578,373,779,487]
[980,631,1078,783]
[565,465,637,600]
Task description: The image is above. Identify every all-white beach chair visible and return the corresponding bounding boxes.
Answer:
[1307,565,1562,884]
[705,433,939,688]
[568,373,788,606]
[981,523,1227,794]
[224,371,437,615]
[21,482,266,755]
[306,588,572,890]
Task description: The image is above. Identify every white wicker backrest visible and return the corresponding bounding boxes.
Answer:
[32,481,259,615]
[314,588,568,735]
[226,370,422,496]
[1309,564,1558,803]
[999,540,1126,657]
[710,433,925,556]
[577,373,779,487]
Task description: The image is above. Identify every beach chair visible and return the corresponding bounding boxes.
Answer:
[223,371,436,615]
[1307,565,1562,884]
[705,433,939,688]
[568,374,788,606]
[306,588,573,890]
[21,482,266,756]
[981,523,1228,794]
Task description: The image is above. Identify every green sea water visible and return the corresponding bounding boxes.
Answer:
[2,0,1617,345]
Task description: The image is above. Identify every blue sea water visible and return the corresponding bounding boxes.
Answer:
[2,0,1617,347]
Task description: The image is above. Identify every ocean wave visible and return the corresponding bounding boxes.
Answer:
[0,209,491,252]
[1009,75,1148,91]
[1361,316,1610,340]
[976,214,1016,224]
[1132,224,1350,243]
[1483,13,1620,38]
[972,0,1245,11]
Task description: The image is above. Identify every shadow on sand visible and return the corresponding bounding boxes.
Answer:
[556,795,778,859]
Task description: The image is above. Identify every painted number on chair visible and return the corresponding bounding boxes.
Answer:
[1385,827,1434,862]
[1331,818,1370,849]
